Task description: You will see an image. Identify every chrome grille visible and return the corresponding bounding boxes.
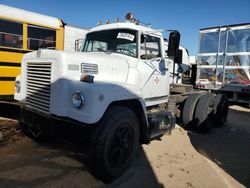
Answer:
[81,63,98,74]
[26,62,51,113]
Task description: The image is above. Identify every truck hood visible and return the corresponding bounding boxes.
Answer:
[23,50,132,84]
[66,51,130,83]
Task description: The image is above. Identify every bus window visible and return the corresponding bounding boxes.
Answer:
[28,25,56,50]
[0,19,23,49]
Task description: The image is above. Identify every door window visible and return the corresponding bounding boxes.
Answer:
[140,34,161,59]
[28,25,56,50]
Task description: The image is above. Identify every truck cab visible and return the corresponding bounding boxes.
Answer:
[80,23,172,104]
[14,16,181,181]
[15,22,179,126]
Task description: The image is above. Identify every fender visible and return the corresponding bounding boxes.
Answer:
[49,78,146,125]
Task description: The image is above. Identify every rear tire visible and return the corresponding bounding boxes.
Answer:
[89,105,139,182]
[194,93,215,133]
[182,93,203,129]
[214,94,229,127]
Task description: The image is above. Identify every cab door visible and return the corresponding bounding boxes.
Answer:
[137,34,170,105]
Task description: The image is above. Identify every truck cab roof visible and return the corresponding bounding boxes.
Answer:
[89,22,163,36]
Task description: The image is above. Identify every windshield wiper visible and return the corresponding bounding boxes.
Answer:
[97,48,113,54]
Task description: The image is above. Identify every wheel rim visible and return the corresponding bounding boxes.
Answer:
[107,124,134,167]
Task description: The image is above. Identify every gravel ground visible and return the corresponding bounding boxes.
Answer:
[0,105,249,188]
[0,118,23,146]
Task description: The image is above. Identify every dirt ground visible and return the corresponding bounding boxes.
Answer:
[0,105,249,188]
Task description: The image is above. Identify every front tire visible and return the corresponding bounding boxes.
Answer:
[89,106,139,182]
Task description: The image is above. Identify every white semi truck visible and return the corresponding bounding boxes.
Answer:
[14,14,228,182]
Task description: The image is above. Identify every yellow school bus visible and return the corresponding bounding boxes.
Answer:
[0,4,65,100]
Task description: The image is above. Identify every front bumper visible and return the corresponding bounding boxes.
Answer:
[19,106,93,139]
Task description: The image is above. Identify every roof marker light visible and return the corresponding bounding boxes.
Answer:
[106,19,111,24]
[125,12,133,22]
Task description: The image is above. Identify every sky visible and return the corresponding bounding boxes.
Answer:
[1,0,249,55]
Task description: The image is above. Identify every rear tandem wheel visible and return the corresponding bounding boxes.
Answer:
[213,94,229,127]
[193,93,215,133]
[182,93,203,130]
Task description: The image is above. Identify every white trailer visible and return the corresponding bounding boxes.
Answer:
[196,23,250,106]
[14,13,228,182]
[64,25,88,52]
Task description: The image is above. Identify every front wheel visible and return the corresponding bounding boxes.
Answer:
[89,106,139,182]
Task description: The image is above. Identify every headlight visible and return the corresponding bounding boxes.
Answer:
[15,80,21,93]
[72,91,85,108]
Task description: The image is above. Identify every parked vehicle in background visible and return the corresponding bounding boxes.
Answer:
[165,42,191,84]
[0,4,87,100]
[196,23,250,106]
[64,25,88,52]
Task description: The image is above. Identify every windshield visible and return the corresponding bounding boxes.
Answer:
[81,29,138,58]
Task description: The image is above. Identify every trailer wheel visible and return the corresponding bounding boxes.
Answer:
[194,93,215,133]
[214,94,229,127]
[89,106,139,182]
[182,93,203,129]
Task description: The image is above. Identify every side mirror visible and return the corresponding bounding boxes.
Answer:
[75,39,84,52]
[175,49,183,65]
[167,31,180,58]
